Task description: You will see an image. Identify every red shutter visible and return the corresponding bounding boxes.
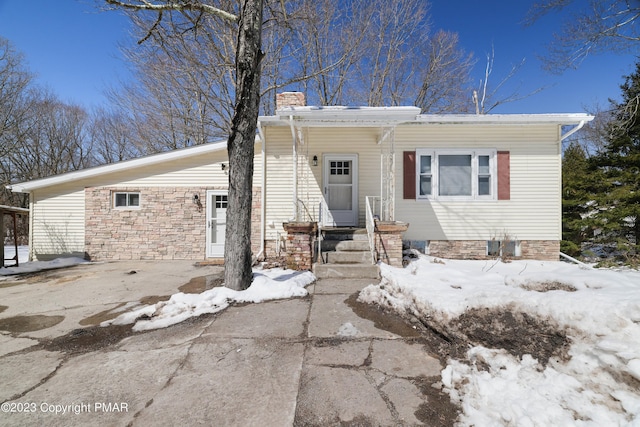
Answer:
[497,151,510,200]
[403,151,416,199]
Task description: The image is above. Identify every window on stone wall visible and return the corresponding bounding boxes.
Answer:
[487,239,521,257]
[113,192,140,209]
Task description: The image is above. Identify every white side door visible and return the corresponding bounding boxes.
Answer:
[323,154,358,226]
[206,190,227,257]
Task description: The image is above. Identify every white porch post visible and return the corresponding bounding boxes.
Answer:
[289,116,298,221]
[378,127,396,221]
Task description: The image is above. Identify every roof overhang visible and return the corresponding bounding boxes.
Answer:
[8,139,231,193]
[259,106,423,127]
[259,108,594,128]
[0,205,29,215]
[414,113,594,125]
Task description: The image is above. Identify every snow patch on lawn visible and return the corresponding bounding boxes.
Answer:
[359,255,640,426]
[105,268,315,331]
[1,246,86,277]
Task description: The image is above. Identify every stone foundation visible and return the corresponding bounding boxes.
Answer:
[428,240,488,260]
[85,186,261,261]
[428,240,560,261]
[520,240,560,261]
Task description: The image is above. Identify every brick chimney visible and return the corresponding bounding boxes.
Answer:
[276,92,306,109]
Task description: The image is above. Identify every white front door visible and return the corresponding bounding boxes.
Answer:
[206,190,227,257]
[323,154,358,226]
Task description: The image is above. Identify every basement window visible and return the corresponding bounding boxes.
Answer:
[114,192,140,209]
[487,240,521,257]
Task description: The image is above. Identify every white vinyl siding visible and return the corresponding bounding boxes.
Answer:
[395,124,561,241]
[263,126,382,241]
[28,144,262,260]
[31,186,86,260]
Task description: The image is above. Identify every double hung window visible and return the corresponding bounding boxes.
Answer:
[416,150,496,200]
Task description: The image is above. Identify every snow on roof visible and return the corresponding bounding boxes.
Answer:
[260,106,594,127]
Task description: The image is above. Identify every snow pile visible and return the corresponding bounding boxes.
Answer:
[0,247,86,277]
[106,268,315,331]
[359,255,640,425]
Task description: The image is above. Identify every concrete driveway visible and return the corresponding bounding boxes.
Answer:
[0,262,454,426]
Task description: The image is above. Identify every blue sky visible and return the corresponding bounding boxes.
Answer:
[0,0,635,114]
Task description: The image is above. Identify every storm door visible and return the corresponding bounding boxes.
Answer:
[206,190,227,257]
[322,154,358,226]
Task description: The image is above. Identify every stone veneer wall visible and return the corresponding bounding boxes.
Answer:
[520,240,560,261]
[428,240,560,261]
[85,186,261,261]
[376,232,404,267]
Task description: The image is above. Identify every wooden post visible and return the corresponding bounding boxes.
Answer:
[0,212,4,268]
[11,212,19,267]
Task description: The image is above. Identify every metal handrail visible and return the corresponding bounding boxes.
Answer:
[296,198,314,222]
[317,201,324,263]
[365,196,377,264]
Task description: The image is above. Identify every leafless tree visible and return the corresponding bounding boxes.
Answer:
[564,102,615,154]
[0,37,33,160]
[414,30,475,113]
[4,91,91,181]
[527,0,640,72]
[105,0,263,291]
[472,46,545,114]
[88,107,142,164]
[284,0,372,106]
[1,89,92,209]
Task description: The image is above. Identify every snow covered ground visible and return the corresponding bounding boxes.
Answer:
[0,246,86,277]
[5,243,639,424]
[359,254,640,426]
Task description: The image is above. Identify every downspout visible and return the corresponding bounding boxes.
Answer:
[560,120,586,141]
[255,122,267,262]
[289,115,298,221]
[557,120,586,251]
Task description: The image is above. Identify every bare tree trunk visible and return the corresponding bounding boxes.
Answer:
[224,0,263,291]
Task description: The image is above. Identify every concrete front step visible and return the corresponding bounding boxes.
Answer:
[313,263,380,279]
[322,233,369,242]
[321,240,371,252]
[324,250,372,264]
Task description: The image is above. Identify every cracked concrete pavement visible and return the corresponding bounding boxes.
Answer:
[0,262,448,426]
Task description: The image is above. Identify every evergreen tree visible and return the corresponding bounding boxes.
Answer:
[589,61,640,262]
[561,142,592,256]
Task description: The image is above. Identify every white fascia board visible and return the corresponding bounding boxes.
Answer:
[415,113,595,125]
[8,139,231,193]
[260,106,422,126]
[259,111,594,127]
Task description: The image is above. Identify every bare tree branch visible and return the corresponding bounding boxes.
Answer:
[527,0,640,71]
[104,0,238,23]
